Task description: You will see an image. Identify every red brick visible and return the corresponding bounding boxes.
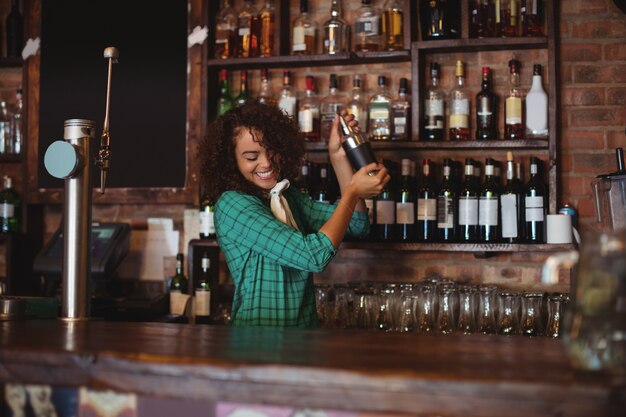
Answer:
[561,129,605,150]
[561,43,603,62]
[577,198,597,218]
[573,64,626,83]
[607,87,626,105]
[561,86,605,106]
[607,129,626,149]
[572,20,626,38]
[562,175,594,198]
[569,107,624,127]
[572,152,615,173]
[605,42,626,60]
[560,153,573,173]
[562,0,607,15]
[560,63,574,84]
[560,21,571,37]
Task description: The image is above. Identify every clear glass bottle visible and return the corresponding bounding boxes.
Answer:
[522,0,544,37]
[505,59,524,140]
[420,0,461,40]
[259,0,276,57]
[237,0,257,58]
[323,0,350,54]
[291,0,317,55]
[233,70,250,107]
[354,0,382,52]
[346,75,368,132]
[368,75,392,141]
[448,60,470,141]
[423,62,445,141]
[278,71,297,118]
[382,0,404,50]
[417,158,438,242]
[0,175,20,233]
[6,0,23,58]
[214,0,238,59]
[11,88,22,155]
[396,158,416,242]
[257,68,276,106]
[478,158,500,242]
[476,0,495,38]
[498,0,520,37]
[320,73,346,143]
[475,66,498,140]
[298,75,321,142]
[195,252,212,325]
[437,158,458,242]
[0,102,12,155]
[525,63,548,137]
[500,151,524,243]
[391,77,411,141]
[217,69,233,116]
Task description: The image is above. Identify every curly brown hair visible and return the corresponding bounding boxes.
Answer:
[198,101,305,203]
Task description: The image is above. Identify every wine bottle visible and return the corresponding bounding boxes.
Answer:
[217,69,233,116]
[417,158,438,242]
[314,163,331,204]
[199,193,216,240]
[297,160,312,198]
[524,156,547,243]
[476,66,498,140]
[423,62,445,141]
[391,77,411,141]
[500,151,524,243]
[0,175,20,233]
[437,158,458,242]
[169,253,189,314]
[194,252,212,325]
[478,158,500,243]
[233,70,250,107]
[396,158,416,241]
[375,160,396,240]
[458,158,479,243]
[505,59,524,140]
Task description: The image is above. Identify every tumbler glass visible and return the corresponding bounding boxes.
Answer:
[545,294,568,338]
[497,292,521,335]
[398,295,417,332]
[520,293,545,336]
[436,285,458,334]
[416,284,436,333]
[457,285,477,334]
[477,285,498,334]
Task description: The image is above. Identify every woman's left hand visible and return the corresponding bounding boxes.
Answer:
[328,110,360,161]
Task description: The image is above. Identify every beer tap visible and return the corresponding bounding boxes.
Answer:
[96,47,119,194]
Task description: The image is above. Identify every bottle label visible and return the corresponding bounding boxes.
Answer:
[369,102,389,120]
[437,195,455,228]
[478,198,499,226]
[376,200,395,224]
[292,26,305,51]
[506,97,522,124]
[396,202,415,224]
[278,96,296,117]
[299,109,314,133]
[449,114,468,129]
[355,16,380,36]
[425,99,444,117]
[450,98,469,128]
[501,194,519,238]
[458,197,479,225]
[199,210,215,236]
[170,291,187,315]
[195,290,211,317]
[1,203,14,218]
[525,196,545,221]
[417,199,437,221]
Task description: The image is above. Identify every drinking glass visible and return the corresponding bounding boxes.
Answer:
[497,292,521,335]
[436,285,457,334]
[332,284,354,329]
[520,293,545,336]
[416,284,436,333]
[315,284,331,328]
[545,294,568,338]
[457,285,477,334]
[477,285,497,334]
[398,295,417,332]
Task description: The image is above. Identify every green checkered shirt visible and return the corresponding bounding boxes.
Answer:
[215,186,370,327]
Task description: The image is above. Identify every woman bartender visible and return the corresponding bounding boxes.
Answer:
[198,101,389,327]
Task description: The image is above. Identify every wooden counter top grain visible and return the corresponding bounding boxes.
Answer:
[0,320,622,417]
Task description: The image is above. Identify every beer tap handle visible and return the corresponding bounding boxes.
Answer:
[97,47,119,194]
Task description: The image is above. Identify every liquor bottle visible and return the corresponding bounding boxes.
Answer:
[423,62,445,141]
[11,88,22,155]
[0,102,12,155]
[448,60,470,141]
[498,0,520,37]
[396,158,416,241]
[233,70,250,107]
[170,253,188,306]
[291,0,317,55]
[237,0,257,58]
[323,0,350,55]
[475,66,498,140]
[375,161,396,240]
[382,0,404,51]
[420,0,461,40]
[458,158,479,242]
[525,64,548,137]
[417,158,438,242]
[346,75,368,132]
[338,114,377,172]
[257,69,276,106]
[354,0,382,52]
[214,0,238,59]
[199,192,216,239]
[476,0,495,38]
[505,59,524,140]
[259,0,276,57]
[297,160,312,198]
[278,71,297,118]
[217,69,233,116]
[368,75,392,141]
[524,156,547,243]
[314,163,331,204]
[6,0,23,58]
[521,0,544,37]
[437,158,458,242]
[320,73,346,143]
[469,0,479,38]
[500,151,524,243]
[0,175,20,233]
[391,77,411,141]
[298,76,321,142]
[195,252,212,324]
[478,158,500,242]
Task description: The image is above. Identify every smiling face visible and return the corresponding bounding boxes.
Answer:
[234,127,278,191]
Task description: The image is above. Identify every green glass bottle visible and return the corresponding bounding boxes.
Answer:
[170,253,188,294]
[194,252,212,324]
[234,70,250,107]
[0,175,20,233]
[217,69,233,115]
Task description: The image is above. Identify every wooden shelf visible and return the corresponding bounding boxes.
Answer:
[415,37,549,53]
[304,138,549,152]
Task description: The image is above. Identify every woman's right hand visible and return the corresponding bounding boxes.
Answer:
[349,162,390,198]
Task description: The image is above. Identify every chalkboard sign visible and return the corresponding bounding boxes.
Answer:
[38,0,188,189]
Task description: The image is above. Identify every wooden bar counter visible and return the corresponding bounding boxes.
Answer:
[0,320,623,417]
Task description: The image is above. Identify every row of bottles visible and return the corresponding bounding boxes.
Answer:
[469,0,545,38]
[423,60,548,141]
[3,0,23,58]
[295,153,548,244]
[168,252,213,324]
[217,69,411,142]
[0,175,20,234]
[215,0,276,59]
[0,88,23,155]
